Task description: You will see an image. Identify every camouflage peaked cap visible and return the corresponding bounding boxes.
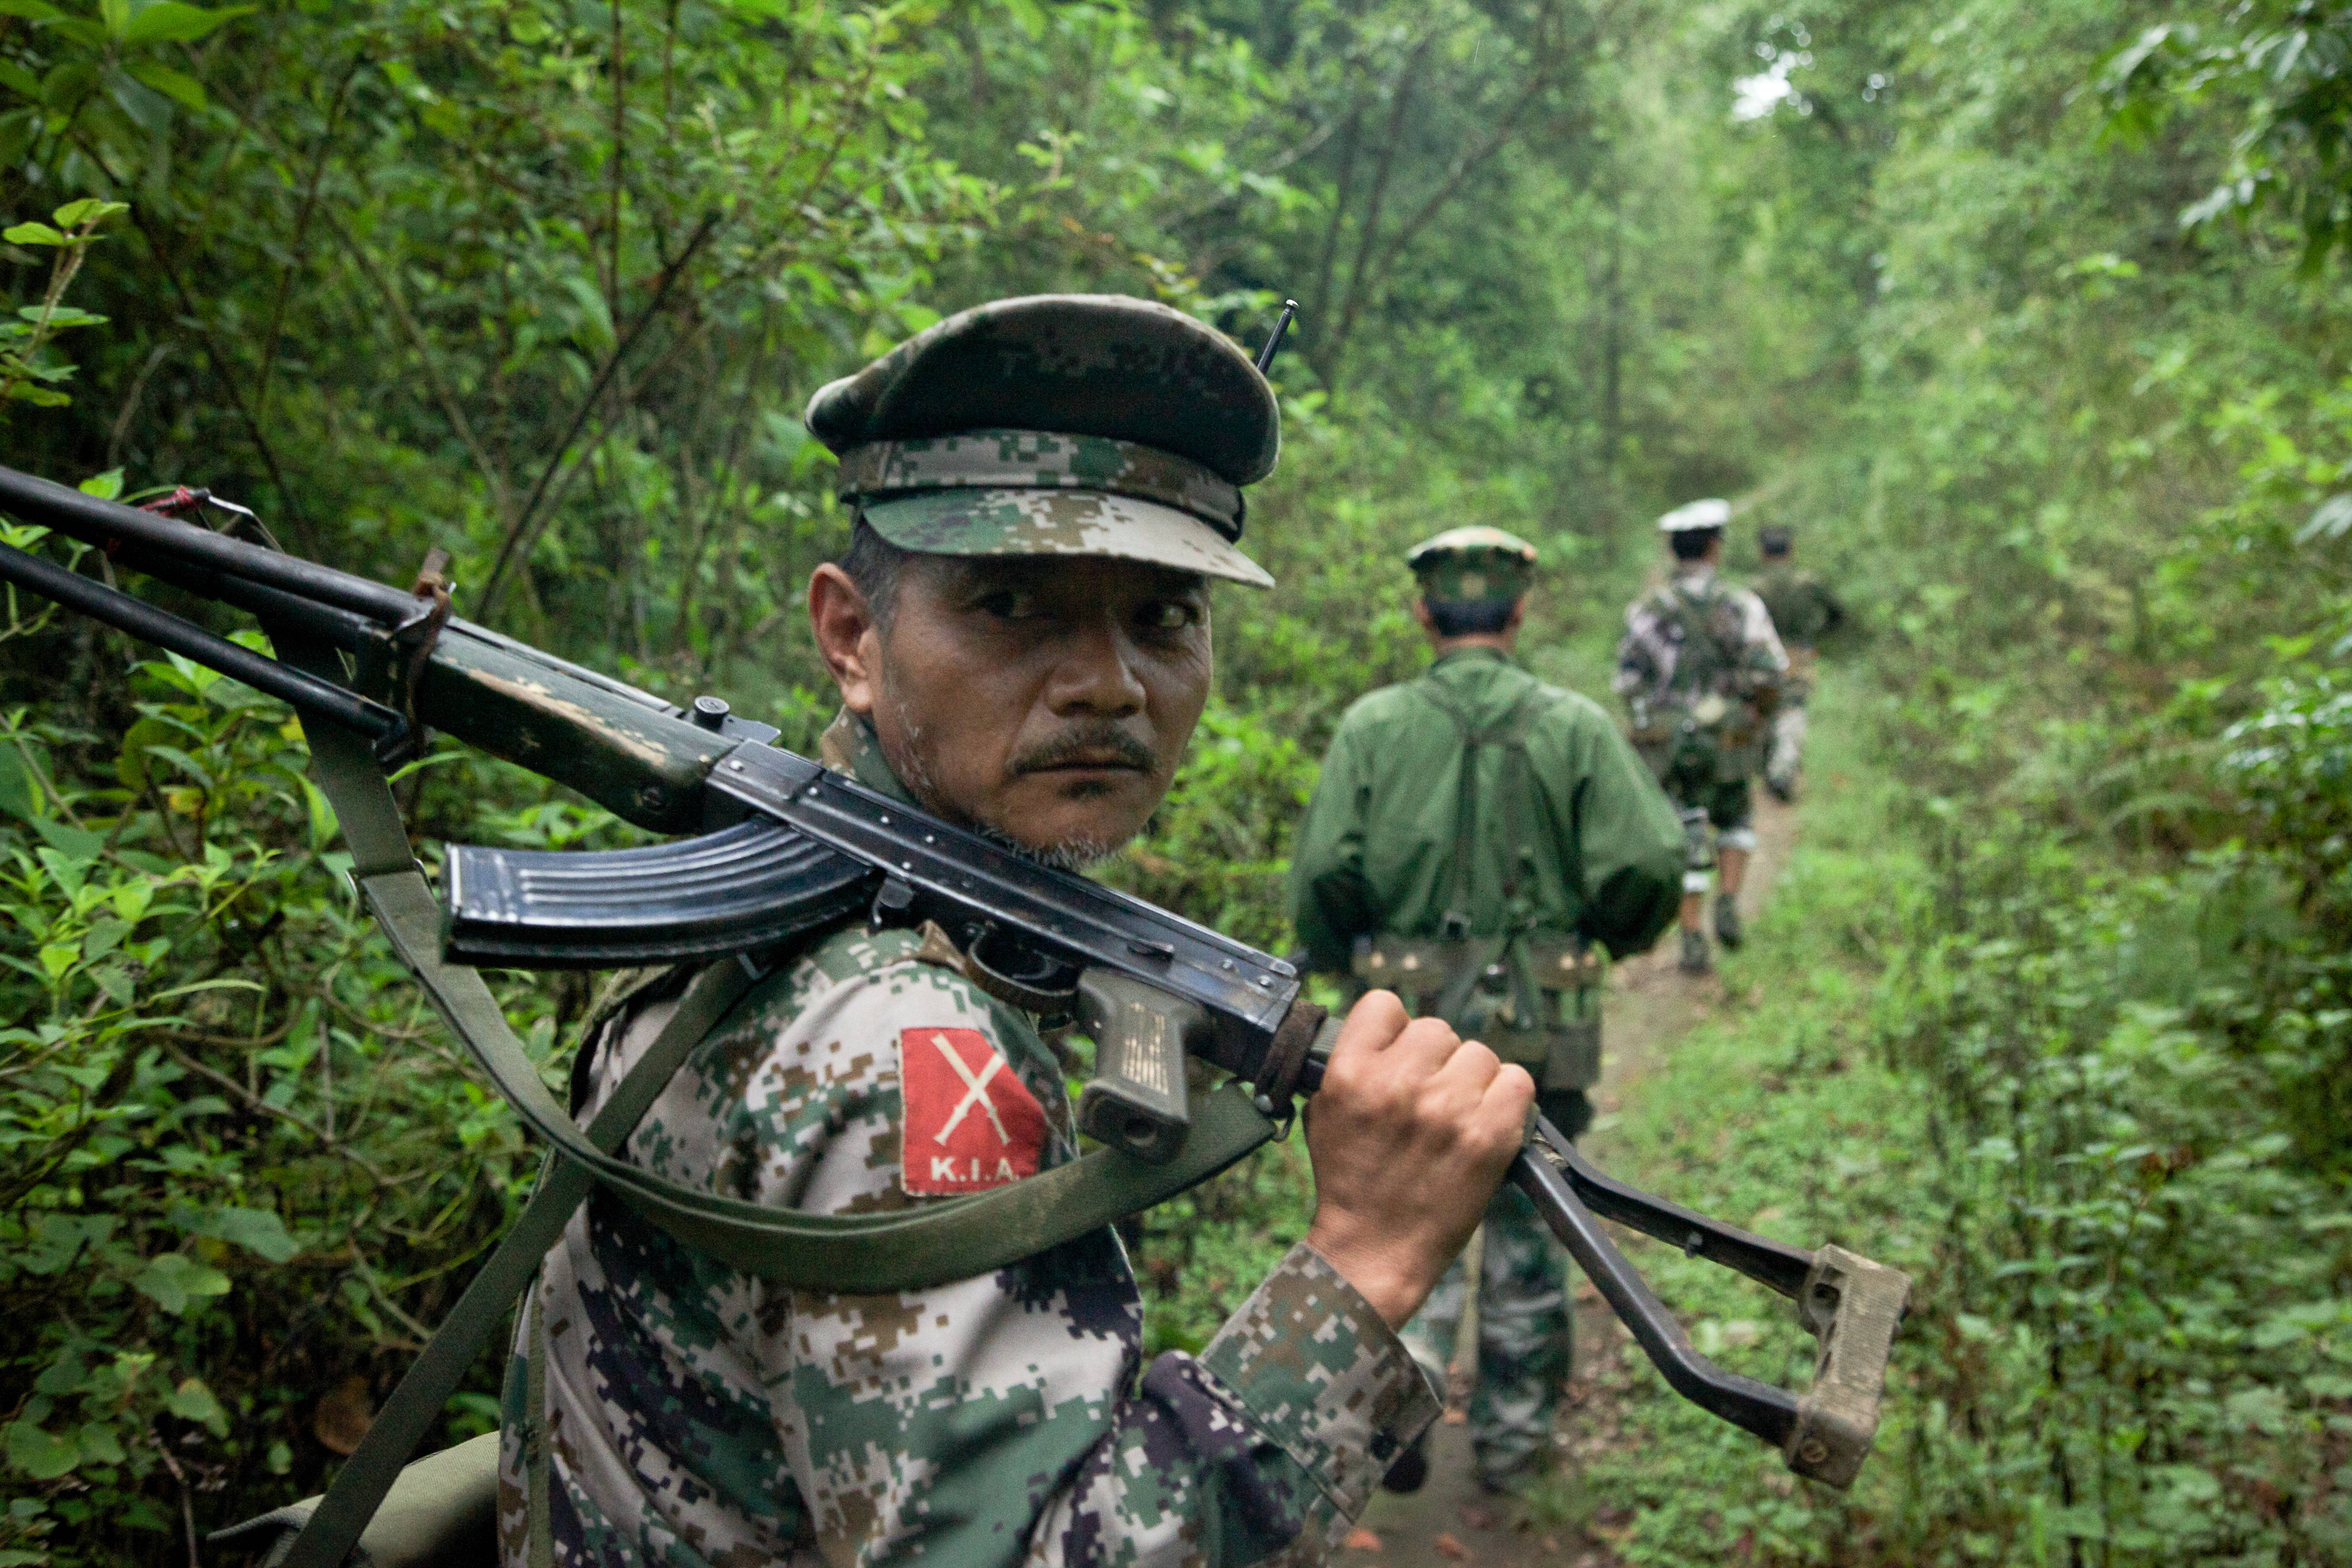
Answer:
[806,294,1279,588]
[1406,525,1539,601]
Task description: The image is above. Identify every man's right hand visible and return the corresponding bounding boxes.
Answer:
[1300,990,1534,1329]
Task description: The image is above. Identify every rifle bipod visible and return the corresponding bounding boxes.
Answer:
[1512,1115,1907,1486]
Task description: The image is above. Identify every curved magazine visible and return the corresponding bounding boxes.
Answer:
[443,819,875,966]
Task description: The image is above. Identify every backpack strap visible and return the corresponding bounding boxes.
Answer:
[1403,675,1553,1022]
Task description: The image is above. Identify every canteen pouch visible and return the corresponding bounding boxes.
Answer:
[1352,933,1603,1092]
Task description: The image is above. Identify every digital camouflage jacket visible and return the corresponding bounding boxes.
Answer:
[1288,647,1685,977]
[1612,566,1789,782]
[496,714,1438,1568]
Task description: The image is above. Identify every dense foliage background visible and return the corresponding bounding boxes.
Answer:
[0,0,2347,1563]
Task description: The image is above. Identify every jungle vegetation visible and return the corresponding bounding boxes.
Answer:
[0,0,2346,1563]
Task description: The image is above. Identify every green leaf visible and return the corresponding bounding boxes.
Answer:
[121,2,252,45]
[163,1377,226,1434]
[153,976,263,1000]
[28,815,107,859]
[131,1251,231,1315]
[123,60,203,111]
[190,1204,298,1263]
[48,197,125,229]
[74,1423,124,1465]
[75,467,121,500]
[3,1421,78,1480]
[0,744,33,818]
[36,943,75,980]
[2,222,63,246]
[0,1,65,21]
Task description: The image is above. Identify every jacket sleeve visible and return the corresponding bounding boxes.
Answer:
[1555,708,1685,959]
[1288,715,1379,975]
[731,959,1437,1568]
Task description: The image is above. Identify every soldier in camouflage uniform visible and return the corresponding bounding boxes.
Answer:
[498,296,1538,1568]
[1751,524,1844,802]
[1613,500,1788,976]
[1289,527,1684,1494]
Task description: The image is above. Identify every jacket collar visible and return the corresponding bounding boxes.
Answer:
[1429,645,1520,673]
[817,709,923,807]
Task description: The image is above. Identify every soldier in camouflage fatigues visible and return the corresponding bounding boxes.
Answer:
[499,296,1533,1568]
[1289,526,1684,1492]
[1751,524,1844,802]
[1613,501,1787,975]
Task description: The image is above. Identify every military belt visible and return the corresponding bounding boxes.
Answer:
[1351,932,1604,1092]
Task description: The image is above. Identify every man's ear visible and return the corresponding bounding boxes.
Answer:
[808,563,882,717]
[1411,598,1435,634]
[1505,596,1527,634]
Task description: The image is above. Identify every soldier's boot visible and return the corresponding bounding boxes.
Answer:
[1714,897,1743,951]
[1679,927,1712,975]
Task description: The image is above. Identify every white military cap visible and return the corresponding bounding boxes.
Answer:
[1657,498,1732,532]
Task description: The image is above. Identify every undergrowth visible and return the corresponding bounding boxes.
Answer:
[1550,673,2352,1568]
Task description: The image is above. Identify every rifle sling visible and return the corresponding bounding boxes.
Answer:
[274,721,1280,1566]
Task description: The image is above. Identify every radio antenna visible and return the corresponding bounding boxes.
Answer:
[1255,299,1299,374]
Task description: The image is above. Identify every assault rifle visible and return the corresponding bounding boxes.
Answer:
[0,463,1907,1563]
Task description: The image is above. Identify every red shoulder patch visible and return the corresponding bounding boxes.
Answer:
[899,1027,1047,1196]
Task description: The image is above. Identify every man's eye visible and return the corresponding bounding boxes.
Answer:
[1141,600,1200,631]
[977,589,1038,619]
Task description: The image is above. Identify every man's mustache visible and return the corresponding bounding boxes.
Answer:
[1009,723,1158,776]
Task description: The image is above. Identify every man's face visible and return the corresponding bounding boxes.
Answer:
[819,553,1213,866]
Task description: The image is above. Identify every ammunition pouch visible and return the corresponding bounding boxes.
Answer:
[1352,932,1603,1092]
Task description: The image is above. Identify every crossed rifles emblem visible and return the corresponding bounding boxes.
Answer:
[930,1032,1012,1146]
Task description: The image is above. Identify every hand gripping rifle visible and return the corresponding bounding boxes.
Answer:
[0,464,1908,1565]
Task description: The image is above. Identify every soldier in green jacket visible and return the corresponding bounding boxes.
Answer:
[1751,524,1844,802]
[1289,527,1685,1496]
[502,298,1539,1568]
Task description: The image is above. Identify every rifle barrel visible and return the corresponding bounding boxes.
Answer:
[0,539,410,756]
[0,466,418,626]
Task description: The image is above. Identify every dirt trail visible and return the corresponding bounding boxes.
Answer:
[1348,793,1802,1568]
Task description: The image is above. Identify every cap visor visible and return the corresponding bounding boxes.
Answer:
[859,488,1274,589]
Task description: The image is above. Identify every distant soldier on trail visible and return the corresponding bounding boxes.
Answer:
[1751,523,1844,802]
[1614,500,1788,976]
[1290,526,1684,1498]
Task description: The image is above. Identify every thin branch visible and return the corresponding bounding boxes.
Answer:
[159,1040,398,1188]
[1368,61,1561,284]
[255,51,366,427]
[607,0,627,326]
[474,208,724,621]
[1326,36,1432,382]
[1303,102,1364,358]
[113,193,315,552]
[319,207,512,522]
